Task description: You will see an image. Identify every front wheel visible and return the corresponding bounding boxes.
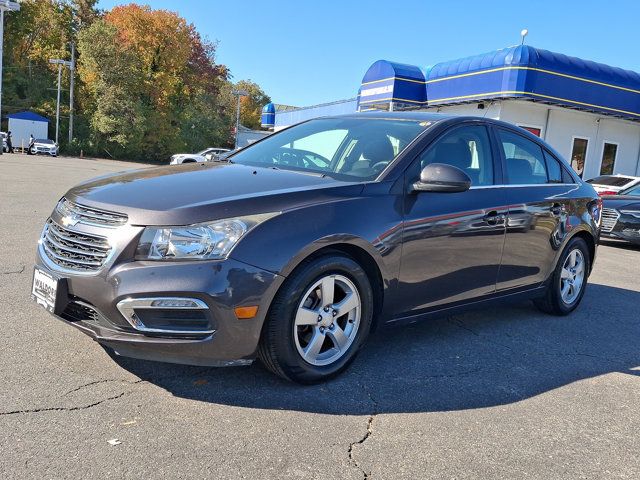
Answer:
[258,253,374,383]
[534,237,590,315]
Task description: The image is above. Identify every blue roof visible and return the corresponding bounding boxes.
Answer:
[426,45,640,120]
[6,111,49,122]
[357,60,426,110]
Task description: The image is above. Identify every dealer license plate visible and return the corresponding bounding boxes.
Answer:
[32,267,58,312]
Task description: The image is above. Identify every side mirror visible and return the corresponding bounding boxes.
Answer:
[412,163,471,193]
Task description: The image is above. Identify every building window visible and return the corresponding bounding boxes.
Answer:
[519,126,541,137]
[570,137,588,178]
[600,142,618,176]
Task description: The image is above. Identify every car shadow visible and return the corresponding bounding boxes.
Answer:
[111,283,640,415]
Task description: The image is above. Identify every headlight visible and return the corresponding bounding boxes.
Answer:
[135,213,278,260]
[620,209,640,219]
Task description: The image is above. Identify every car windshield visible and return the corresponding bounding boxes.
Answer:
[197,149,212,155]
[621,184,640,196]
[229,117,430,181]
[36,139,54,144]
[587,175,634,187]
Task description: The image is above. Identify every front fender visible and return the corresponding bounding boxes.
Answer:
[229,194,403,299]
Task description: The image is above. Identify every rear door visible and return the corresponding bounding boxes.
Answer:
[396,123,507,314]
[493,127,576,291]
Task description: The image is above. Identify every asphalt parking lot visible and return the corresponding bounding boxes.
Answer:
[1,153,639,479]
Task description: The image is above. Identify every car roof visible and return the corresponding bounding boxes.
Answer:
[316,110,533,131]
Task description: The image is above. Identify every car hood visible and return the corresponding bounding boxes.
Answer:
[602,195,640,210]
[66,162,363,225]
[34,142,55,147]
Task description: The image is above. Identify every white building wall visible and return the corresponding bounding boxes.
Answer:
[432,101,502,120]
[465,100,640,179]
[8,118,49,149]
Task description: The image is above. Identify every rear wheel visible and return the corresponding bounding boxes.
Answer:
[534,237,590,315]
[258,254,373,383]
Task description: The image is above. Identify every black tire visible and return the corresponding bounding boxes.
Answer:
[534,236,590,315]
[258,253,374,384]
[182,159,196,164]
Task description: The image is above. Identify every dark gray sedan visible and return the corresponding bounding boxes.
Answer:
[32,113,601,383]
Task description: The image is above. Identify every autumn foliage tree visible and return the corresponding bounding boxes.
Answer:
[4,1,271,161]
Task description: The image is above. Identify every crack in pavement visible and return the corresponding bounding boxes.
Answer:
[63,378,144,396]
[2,265,25,275]
[0,391,131,416]
[348,383,378,479]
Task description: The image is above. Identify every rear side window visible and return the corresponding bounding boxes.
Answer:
[544,150,576,184]
[497,129,547,185]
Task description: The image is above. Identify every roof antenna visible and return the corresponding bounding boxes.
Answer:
[520,29,529,45]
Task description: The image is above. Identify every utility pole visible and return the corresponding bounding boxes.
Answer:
[49,58,72,145]
[231,89,248,150]
[68,42,75,144]
[0,1,21,156]
[54,62,61,144]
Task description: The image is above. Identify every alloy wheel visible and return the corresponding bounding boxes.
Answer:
[293,274,361,366]
[560,248,585,304]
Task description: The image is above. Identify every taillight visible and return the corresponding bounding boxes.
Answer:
[598,190,617,196]
[589,197,603,227]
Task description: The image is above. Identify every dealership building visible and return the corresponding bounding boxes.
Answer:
[261,45,640,179]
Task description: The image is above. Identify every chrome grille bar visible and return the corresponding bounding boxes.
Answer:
[55,198,128,227]
[601,208,620,233]
[41,220,112,272]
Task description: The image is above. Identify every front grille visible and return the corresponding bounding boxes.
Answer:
[56,198,127,227]
[41,220,111,272]
[601,208,620,233]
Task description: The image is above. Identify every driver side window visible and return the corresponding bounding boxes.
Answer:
[416,125,495,186]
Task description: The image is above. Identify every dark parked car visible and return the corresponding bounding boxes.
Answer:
[32,113,600,383]
[601,183,640,245]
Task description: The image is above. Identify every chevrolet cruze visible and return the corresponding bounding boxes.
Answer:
[32,113,601,383]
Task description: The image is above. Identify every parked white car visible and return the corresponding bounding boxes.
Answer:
[169,147,230,165]
[28,138,58,157]
[586,174,640,195]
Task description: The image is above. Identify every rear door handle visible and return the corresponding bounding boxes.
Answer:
[483,210,505,225]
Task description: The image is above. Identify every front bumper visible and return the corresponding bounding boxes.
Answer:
[602,217,640,245]
[34,253,285,366]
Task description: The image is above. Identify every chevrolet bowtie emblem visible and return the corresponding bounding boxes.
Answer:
[61,215,80,227]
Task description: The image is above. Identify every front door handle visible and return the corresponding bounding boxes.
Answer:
[550,203,564,216]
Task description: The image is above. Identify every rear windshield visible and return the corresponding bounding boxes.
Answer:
[229,117,431,181]
[587,175,633,187]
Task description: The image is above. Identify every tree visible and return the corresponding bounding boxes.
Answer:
[234,80,271,130]
[4,1,268,160]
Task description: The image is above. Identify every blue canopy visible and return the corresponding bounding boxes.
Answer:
[6,111,49,122]
[261,103,276,128]
[357,60,426,110]
[425,45,640,120]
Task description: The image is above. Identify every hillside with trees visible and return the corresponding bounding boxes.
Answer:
[3,1,271,161]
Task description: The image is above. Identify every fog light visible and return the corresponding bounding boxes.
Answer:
[622,228,640,237]
[150,299,202,308]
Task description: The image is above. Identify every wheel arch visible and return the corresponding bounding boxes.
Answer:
[277,239,388,332]
[569,229,597,274]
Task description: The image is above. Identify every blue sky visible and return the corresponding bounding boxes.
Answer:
[98,0,640,107]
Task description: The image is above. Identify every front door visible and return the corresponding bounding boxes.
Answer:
[397,124,507,315]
